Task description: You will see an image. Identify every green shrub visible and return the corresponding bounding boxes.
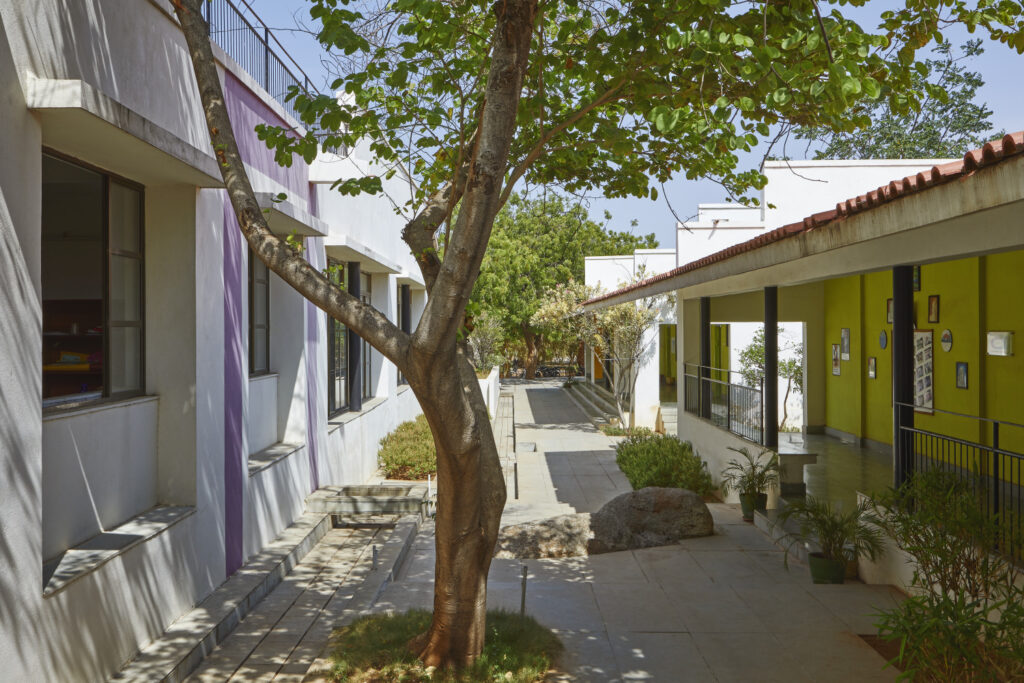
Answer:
[330,609,563,682]
[614,434,715,496]
[378,415,437,480]
[598,424,654,437]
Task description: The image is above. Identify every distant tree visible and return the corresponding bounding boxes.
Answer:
[738,326,804,430]
[796,41,1002,159]
[472,194,656,378]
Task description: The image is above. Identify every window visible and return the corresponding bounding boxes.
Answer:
[41,153,144,407]
[361,272,373,399]
[327,260,348,416]
[396,286,406,385]
[249,249,270,375]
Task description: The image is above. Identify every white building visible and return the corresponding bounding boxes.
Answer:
[0,1,425,680]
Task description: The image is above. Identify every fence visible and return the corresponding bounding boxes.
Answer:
[683,363,763,444]
[205,0,317,127]
[895,403,1024,560]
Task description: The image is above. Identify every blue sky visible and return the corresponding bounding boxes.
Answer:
[248,0,1023,247]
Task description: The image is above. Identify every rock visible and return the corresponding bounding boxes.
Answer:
[495,513,593,559]
[494,488,714,558]
[587,487,713,554]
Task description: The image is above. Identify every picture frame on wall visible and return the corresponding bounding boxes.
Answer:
[928,295,940,324]
[914,329,934,413]
[956,362,968,389]
[886,298,893,324]
[868,356,877,379]
[913,265,921,292]
[840,328,851,361]
[832,344,841,376]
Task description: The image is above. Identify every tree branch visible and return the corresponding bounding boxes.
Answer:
[172,0,410,367]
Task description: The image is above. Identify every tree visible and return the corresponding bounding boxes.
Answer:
[737,326,804,430]
[172,0,1024,668]
[795,40,1002,159]
[472,193,656,378]
[533,278,663,428]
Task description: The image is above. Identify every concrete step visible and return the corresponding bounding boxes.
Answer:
[565,382,617,426]
[576,381,619,416]
[307,484,428,518]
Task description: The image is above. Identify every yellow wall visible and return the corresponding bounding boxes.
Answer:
[824,253,1024,456]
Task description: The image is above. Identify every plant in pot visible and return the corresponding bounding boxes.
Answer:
[720,446,779,521]
[774,496,885,584]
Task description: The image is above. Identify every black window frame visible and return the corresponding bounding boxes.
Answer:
[361,271,373,399]
[41,150,146,410]
[326,259,349,417]
[248,248,271,376]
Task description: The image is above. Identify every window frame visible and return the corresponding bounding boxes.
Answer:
[41,149,146,410]
[360,271,373,399]
[248,249,271,376]
[326,259,349,417]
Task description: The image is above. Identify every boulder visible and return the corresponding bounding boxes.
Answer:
[494,487,713,558]
[495,513,593,559]
[588,487,713,554]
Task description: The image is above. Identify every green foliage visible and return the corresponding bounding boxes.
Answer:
[872,472,1024,681]
[796,41,1003,159]
[466,312,506,372]
[614,434,715,496]
[330,609,563,682]
[598,424,654,437]
[378,415,436,480]
[737,326,803,392]
[774,496,884,566]
[720,446,780,497]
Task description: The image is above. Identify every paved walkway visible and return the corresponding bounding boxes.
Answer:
[187,527,381,682]
[375,380,903,681]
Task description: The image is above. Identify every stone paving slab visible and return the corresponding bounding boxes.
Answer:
[370,381,904,681]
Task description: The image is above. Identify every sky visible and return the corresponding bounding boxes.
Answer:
[247,0,1023,248]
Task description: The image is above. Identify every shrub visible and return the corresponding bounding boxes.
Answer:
[873,471,1024,681]
[614,434,715,496]
[378,415,437,480]
[598,424,654,437]
[330,609,563,682]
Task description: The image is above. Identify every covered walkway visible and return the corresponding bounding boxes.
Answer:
[374,381,903,681]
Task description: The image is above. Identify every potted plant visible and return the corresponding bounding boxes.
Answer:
[720,446,779,521]
[774,496,884,584]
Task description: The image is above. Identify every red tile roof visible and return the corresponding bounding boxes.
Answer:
[585,132,1024,306]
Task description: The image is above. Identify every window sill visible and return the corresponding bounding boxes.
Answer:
[43,393,158,421]
[328,395,387,430]
[248,442,303,477]
[397,384,411,395]
[248,372,278,383]
[42,505,194,597]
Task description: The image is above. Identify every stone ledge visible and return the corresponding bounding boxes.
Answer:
[248,442,304,477]
[112,512,330,683]
[43,505,194,597]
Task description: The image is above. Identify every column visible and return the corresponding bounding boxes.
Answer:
[699,296,711,419]
[764,286,778,448]
[892,265,914,487]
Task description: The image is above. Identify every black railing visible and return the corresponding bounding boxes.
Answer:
[896,403,1024,560]
[683,363,763,444]
[205,0,317,127]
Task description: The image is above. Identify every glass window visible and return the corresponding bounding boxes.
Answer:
[41,154,144,407]
[249,251,270,375]
[396,286,406,385]
[361,272,373,399]
[327,260,348,416]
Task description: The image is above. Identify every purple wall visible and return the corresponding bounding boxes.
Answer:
[223,199,244,577]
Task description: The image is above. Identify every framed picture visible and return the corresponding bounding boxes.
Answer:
[840,328,851,361]
[914,330,934,413]
[928,295,940,323]
[886,298,893,324]
[913,265,921,292]
[868,356,877,379]
[832,344,841,376]
[956,362,968,389]
[940,329,953,352]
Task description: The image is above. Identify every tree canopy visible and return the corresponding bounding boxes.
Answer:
[795,40,1003,159]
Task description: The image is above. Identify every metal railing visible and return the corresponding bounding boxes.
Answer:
[205,0,317,127]
[896,403,1024,559]
[683,363,764,444]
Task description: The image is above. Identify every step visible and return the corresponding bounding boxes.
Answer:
[112,512,331,683]
[307,484,428,518]
[564,383,615,426]
[576,381,619,416]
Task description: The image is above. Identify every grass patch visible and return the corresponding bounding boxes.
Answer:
[615,433,715,496]
[378,415,436,480]
[598,424,654,437]
[330,609,563,682]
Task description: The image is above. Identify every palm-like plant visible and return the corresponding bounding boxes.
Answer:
[720,446,780,497]
[775,496,885,581]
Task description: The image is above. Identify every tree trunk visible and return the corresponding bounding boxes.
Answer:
[522,324,541,379]
[780,377,791,431]
[406,345,506,666]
